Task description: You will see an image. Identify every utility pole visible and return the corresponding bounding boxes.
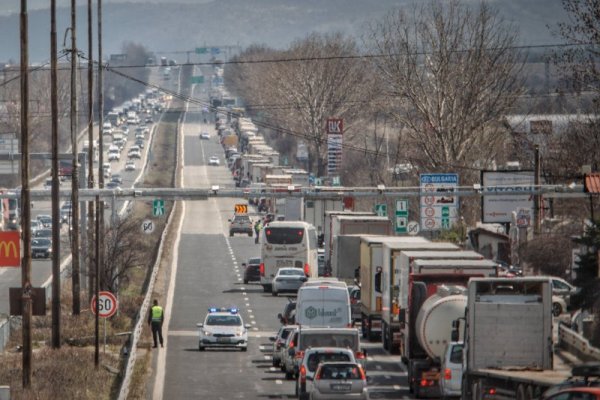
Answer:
[87,0,95,303]
[95,0,104,368]
[51,0,61,350]
[534,145,541,235]
[70,0,81,316]
[20,0,32,388]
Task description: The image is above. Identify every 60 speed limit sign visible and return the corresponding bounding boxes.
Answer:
[91,291,118,318]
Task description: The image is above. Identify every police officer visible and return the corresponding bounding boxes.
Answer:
[148,299,164,348]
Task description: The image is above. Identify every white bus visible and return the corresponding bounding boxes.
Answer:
[260,221,319,292]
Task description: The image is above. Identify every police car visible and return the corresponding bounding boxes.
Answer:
[197,307,250,351]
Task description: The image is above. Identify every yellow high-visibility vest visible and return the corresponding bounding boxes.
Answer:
[151,305,163,322]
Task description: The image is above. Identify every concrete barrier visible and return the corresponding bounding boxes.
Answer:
[558,321,600,362]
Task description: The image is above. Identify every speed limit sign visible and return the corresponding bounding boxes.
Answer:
[91,291,118,318]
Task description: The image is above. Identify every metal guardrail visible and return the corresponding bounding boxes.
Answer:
[558,322,600,362]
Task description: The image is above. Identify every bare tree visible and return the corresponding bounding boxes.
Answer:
[100,216,150,293]
[367,0,523,180]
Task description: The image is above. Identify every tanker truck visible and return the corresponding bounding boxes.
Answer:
[401,258,499,398]
[407,285,468,398]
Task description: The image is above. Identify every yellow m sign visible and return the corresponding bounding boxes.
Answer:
[0,231,20,267]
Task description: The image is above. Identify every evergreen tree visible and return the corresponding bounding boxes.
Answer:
[572,220,600,309]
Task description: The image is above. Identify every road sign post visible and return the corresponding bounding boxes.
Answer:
[153,199,165,216]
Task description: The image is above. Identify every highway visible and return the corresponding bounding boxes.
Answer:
[155,68,411,399]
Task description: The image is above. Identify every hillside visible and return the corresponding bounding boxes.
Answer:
[0,0,568,63]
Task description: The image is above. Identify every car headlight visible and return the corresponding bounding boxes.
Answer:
[203,330,212,336]
[236,330,246,337]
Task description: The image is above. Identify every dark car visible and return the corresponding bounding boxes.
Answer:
[278,300,296,325]
[35,228,52,239]
[243,257,261,284]
[31,238,52,259]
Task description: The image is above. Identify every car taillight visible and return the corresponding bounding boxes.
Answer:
[260,263,265,276]
[355,351,366,360]
[289,341,295,349]
[304,263,310,277]
[315,370,321,381]
[444,368,452,380]
[420,379,434,387]
[488,388,497,395]
[300,365,307,383]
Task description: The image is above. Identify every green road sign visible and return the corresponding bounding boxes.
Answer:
[195,47,208,54]
[441,206,450,218]
[374,204,388,217]
[395,199,408,234]
[153,199,165,217]
[191,76,205,84]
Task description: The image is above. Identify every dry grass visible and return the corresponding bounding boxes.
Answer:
[0,80,187,399]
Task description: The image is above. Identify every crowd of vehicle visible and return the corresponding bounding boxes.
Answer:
[193,99,599,399]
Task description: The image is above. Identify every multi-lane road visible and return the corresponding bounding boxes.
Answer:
[152,72,410,399]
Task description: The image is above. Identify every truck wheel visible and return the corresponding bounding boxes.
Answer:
[229,231,234,237]
[516,384,526,400]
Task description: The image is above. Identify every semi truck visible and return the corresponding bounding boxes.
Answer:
[458,277,587,400]
[325,214,392,275]
[400,258,499,398]
[358,236,429,340]
[381,240,459,353]
[303,199,344,237]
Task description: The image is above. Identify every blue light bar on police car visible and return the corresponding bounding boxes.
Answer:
[208,307,239,314]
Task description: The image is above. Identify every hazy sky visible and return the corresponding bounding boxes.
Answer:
[0,0,215,16]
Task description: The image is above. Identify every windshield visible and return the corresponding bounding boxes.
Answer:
[300,334,358,350]
[206,315,242,326]
[265,227,305,245]
[32,238,51,246]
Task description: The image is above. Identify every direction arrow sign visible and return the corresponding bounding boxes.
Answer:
[234,204,248,214]
[153,199,165,216]
[91,291,118,318]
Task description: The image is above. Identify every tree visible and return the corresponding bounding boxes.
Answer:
[553,0,600,99]
[572,220,600,309]
[366,0,523,180]
[100,216,150,293]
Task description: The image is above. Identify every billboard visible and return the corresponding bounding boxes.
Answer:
[0,231,20,267]
[481,170,535,224]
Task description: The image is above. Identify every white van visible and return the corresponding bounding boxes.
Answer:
[296,284,351,328]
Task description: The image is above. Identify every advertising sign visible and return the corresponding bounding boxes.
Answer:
[326,118,343,175]
[481,170,535,224]
[420,173,459,231]
[0,231,20,267]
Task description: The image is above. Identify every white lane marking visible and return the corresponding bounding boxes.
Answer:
[264,355,270,360]
[251,321,256,325]
[367,357,374,361]
[270,367,277,372]
[275,380,283,385]
[248,309,253,313]
[393,385,401,390]
[249,315,255,319]
[244,297,249,301]
[245,303,250,307]
[260,345,267,351]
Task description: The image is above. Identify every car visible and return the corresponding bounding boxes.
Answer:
[439,341,463,398]
[34,228,52,239]
[125,160,136,171]
[31,220,42,235]
[200,132,210,140]
[128,150,142,159]
[36,215,52,228]
[278,300,296,325]
[106,181,121,190]
[550,277,580,313]
[309,362,368,400]
[60,202,72,224]
[196,307,250,351]
[228,214,253,237]
[269,325,298,368]
[31,238,52,259]
[208,155,220,166]
[243,257,261,284]
[297,347,358,400]
[135,138,145,148]
[43,178,60,191]
[107,151,120,162]
[272,268,308,296]
[281,327,300,379]
[348,286,361,324]
[542,363,600,399]
[111,174,123,185]
[145,116,153,124]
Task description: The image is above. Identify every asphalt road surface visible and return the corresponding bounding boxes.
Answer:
[157,68,413,400]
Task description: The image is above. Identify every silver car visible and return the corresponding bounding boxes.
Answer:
[309,362,368,400]
[297,347,357,400]
[270,325,297,368]
[272,268,307,296]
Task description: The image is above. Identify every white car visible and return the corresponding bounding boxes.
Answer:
[272,268,307,296]
[200,132,210,140]
[197,307,249,351]
[208,156,220,166]
[125,160,136,171]
[108,151,120,162]
[439,341,463,398]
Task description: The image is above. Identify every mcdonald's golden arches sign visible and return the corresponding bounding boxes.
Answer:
[0,231,20,267]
